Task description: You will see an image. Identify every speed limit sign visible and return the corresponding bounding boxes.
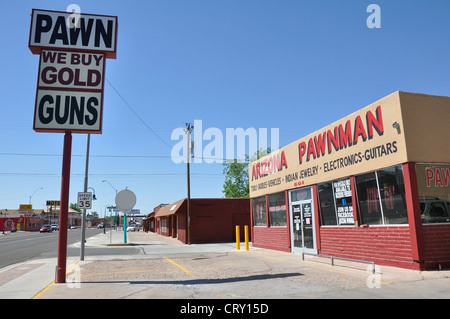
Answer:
[77,192,92,210]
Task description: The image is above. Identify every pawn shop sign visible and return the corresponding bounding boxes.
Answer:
[29,9,117,59]
[34,50,105,133]
[29,9,118,134]
[29,8,118,284]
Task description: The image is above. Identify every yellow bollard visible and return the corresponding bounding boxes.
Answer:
[236,225,240,250]
[245,225,249,251]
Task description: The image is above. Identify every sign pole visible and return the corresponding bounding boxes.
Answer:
[80,134,90,261]
[124,212,127,243]
[115,190,136,245]
[56,131,72,283]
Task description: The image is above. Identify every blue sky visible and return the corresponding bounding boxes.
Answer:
[1,0,450,216]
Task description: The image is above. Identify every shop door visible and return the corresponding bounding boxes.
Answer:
[289,192,316,255]
[173,215,178,239]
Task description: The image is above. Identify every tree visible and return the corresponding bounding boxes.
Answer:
[70,203,80,213]
[222,148,271,198]
[222,156,249,198]
[87,211,99,219]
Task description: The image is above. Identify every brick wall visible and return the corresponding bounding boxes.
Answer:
[190,199,250,243]
[252,227,290,252]
[422,224,450,268]
[319,226,417,269]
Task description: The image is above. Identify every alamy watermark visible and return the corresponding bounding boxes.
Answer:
[367,4,381,29]
[366,264,382,289]
[66,263,81,289]
[171,120,280,164]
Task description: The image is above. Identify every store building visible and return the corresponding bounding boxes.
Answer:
[0,210,41,232]
[148,198,250,244]
[143,204,167,233]
[249,91,450,270]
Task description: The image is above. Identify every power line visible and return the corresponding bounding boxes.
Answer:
[105,78,173,149]
[0,172,223,177]
[0,153,251,163]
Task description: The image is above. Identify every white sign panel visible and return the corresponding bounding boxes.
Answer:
[77,192,92,210]
[38,50,105,91]
[34,49,104,133]
[34,90,102,133]
[29,9,118,59]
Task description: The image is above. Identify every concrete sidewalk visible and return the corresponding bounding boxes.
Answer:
[0,229,250,299]
[1,229,449,299]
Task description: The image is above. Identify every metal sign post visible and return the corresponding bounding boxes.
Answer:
[56,131,72,283]
[78,190,92,261]
[115,190,136,244]
[80,134,90,261]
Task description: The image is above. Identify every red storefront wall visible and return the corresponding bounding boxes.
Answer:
[250,164,450,271]
[319,226,415,269]
[422,225,450,269]
[252,227,290,252]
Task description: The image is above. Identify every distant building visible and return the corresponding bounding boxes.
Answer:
[144,198,250,244]
[0,206,81,231]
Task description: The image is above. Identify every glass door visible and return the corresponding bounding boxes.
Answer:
[291,204,302,250]
[289,187,317,254]
[301,201,314,250]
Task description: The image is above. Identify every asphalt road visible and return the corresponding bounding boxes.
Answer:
[0,229,104,269]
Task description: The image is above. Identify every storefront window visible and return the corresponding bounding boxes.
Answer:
[318,178,355,226]
[268,192,287,226]
[252,196,267,226]
[416,164,450,224]
[356,165,408,225]
[318,182,336,225]
[356,172,381,225]
[377,166,408,224]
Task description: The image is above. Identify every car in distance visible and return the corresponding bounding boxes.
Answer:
[50,224,59,231]
[40,225,52,233]
[126,224,137,232]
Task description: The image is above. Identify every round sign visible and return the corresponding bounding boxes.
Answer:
[115,189,136,212]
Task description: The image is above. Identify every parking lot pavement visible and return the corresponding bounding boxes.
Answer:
[28,230,450,300]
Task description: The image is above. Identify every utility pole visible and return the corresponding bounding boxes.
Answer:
[185,123,193,245]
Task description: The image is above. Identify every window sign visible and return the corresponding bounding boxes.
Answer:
[318,178,355,226]
[333,178,355,225]
[416,164,450,224]
[291,188,311,202]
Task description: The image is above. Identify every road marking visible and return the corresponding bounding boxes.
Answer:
[164,257,194,277]
[69,263,237,278]
[32,281,55,299]
[32,261,81,299]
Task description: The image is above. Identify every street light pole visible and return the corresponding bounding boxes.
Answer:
[102,180,118,230]
[29,187,43,205]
